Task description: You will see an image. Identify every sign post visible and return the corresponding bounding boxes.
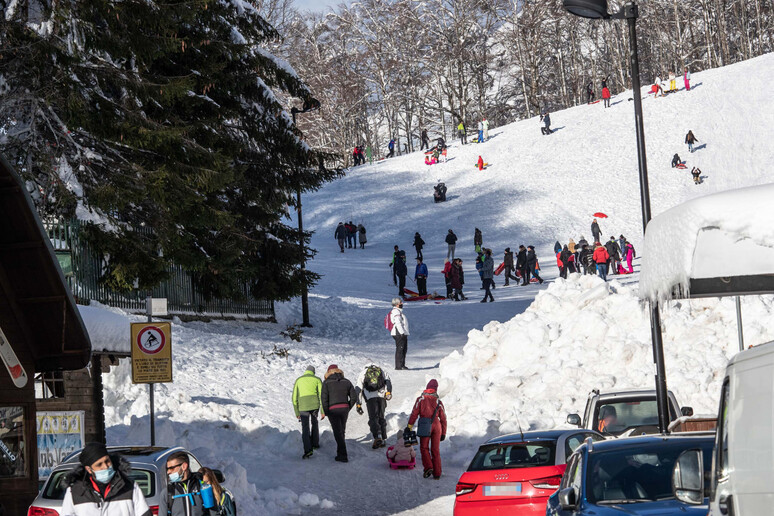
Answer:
[131,298,171,446]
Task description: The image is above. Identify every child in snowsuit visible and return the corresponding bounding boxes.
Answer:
[685,131,699,153]
[691,167,702,184]
[387,429,416,465]
[624,241,635,273]
[684,67,691,91]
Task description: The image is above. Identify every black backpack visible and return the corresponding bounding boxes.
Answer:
[364,365,386,392]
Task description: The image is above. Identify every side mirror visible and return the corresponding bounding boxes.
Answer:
[213,469,225,484]
[566,414,582,427]
[672,449,703,505]
[681,406,694,417]
[558,487,578,509]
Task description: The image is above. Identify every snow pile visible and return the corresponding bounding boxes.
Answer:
[640,183,774,301]
[77,302,131,353]
[438,274,774,438]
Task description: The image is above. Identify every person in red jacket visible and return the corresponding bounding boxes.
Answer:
[407,379,447,479]
[602,86,611,108]
[592,242,610,281]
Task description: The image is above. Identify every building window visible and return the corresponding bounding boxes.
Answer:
[35,371,66,399]
[0,406,26,478]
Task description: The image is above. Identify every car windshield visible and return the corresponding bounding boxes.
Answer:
[467,441,556,471]
[587,441,713,504]
[44,468,155,499]
[594,400,662,435]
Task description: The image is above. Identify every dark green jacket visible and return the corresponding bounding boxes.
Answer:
[293,371,323,417]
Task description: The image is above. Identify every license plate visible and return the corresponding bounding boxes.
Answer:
[484,483,522,496]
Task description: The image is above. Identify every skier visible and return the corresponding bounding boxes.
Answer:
[480,248,494,303]
[420,129,429,150]
[540,111,551,135]
[593,242,610,281]
[334,222,347,253]
[624,240,635,273]
[389,298,410,369]
[503,248,518,286]
[407,379,447,479]
[685,130,699,153]
[516,245,528,285]
[526,245,544,284]
[672,153,682,168]
[482,118,489,141]
[684,67,691,91]
[387,139,395,158]
[162,451,208,516]
[591,218,602,244]
[413,232,425,260]
[321,365,358,463]
[292,365,324,459]
[602,85,611,108]
[442,259,453,298]
[691,167,702,185]
[477,120,484,143]
[415,258,429,296]
[356,364,393,449]
[586,81,595,103]
[445,229,457,260]
[358,223,367,249]
[605,236,622,275]
[474,228,483,253]
[394,250,407,297]
[457,121,467,145]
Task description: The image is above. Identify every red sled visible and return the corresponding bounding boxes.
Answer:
[494,262,505,275]
[676,163,687,169]
[589,100,601,104]
[618,264,630,274]
[404,294,446,302]
[403,288,419,296]
[386,447,416,470]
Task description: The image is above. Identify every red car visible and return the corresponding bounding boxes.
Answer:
[454,429,603,515]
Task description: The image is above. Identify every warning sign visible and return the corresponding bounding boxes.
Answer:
[131,322,172,384]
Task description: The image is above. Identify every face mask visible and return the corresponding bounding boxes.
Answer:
[169,471,182,483]
[93,466,115,484]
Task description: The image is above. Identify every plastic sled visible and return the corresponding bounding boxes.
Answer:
[494,262,505,275]
[676,163,687,169]
[386,447,416,470]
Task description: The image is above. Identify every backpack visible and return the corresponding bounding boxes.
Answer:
[384,311,394,332]
[364,365,386,392]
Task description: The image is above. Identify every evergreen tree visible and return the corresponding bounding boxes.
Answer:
[0,0,340,300]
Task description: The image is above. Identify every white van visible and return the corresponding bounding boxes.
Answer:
[672,341,774,514]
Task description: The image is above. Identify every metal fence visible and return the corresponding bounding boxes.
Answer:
[43,219,274,318]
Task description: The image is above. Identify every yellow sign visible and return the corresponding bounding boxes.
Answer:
[131,322,172,384]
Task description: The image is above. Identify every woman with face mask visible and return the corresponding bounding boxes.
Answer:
[61,442,151,515]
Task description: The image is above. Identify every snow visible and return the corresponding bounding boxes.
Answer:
[77,302,131,353]
[92,54,774,514]
[640,183,774,301]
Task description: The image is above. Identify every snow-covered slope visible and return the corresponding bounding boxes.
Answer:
[100,54,774,515]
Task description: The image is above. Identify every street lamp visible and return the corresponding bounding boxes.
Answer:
[564,0,671,433]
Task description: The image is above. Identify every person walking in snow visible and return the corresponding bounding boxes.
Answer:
[559,245,572,279]
[389,245,400,285]
[442,259,453,298]
[602,85,611,108]
[394,250,408,297]
[445,229,458,260]
[334,222,347,253]
[482,118,489,141]
[474,228,483,253]
[457,121,467,145]
[200,467,236,516]
[293,365,324,459]
[387,138,395,158]
[321,365,358,463]
[579,243,594,275]
[685,130,699,153]
[683,67,691,91]
[346,221,356,249]
[624,240,635,273]
[387,429,416,464]
[540,111,551,135]
[413,232,425,260]
[618,235,627,259]
[415,258,429,296]
[390,297,410,369]
[516,245,528,285]
[450,258,467,301]
[553,241,562,254]
[503,248,518,286]
[420,129,430,150]
[591,218,602,244]
[356,364,393,449]
[526,245,544,284]
[605,236,622,275]
[480,248,495,302]
[593,242,610,281]
[358,223,367,249]
[162,451,209,516]
[586,81,595,103]
[477,120,484,143]
[407,379,447,479]
[62,443,151,516]
[352,146,361,166]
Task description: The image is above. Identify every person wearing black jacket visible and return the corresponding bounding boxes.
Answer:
[62,443,151,516]
[503,248,519,286]
[413,232,425,260]
[445,230,457,260]
[420,129,430,150]
[526,245,544,284]
[579,244,594,274]
[394,250,408,297]
[162,451,211,516]
[516,245,528,285]
[473,228,483,252]
[591,219,602,244]
[389,245,399,285]
[322,365,358,462]
[605,237,622,274]
[559,245,572,279]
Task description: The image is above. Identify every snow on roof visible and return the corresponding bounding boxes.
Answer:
[78,303,130,354]
[640,183,774,301]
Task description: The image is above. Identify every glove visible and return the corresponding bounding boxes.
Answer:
[385,392,392,401]
[389,263,393,267]
[356,404,364,415]
[440,435,446,442]
[406,424,413,431]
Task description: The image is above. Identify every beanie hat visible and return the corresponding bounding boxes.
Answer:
[327,364,339,373]
[505,247,510,252]
[426,379,439,390]
[306,365,315,374]
[80,442,109,467]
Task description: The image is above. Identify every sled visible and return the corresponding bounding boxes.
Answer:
[589,100,601,104]
[473,163,490,169]
[494,262,505,275]
[386,447,416,470]
[404,294,446,302]
[675,163,687,169]
[618,264,630,274]
[403,288,419,296]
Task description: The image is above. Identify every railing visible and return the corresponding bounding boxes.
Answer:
[43,219,274,318]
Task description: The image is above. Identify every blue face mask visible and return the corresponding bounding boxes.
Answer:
[169,471,182,483]
[93,466,115,484]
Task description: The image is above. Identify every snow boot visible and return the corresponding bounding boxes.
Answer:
[423,468,434,478]
[335,456,349,463]
[303,450,314,459]
[372,439,383,449]
[539,277,544,284]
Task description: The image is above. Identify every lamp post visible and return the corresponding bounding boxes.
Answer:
[563,0,670,433]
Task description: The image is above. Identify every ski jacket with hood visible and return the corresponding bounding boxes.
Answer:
[593,245,610,264]
[61,456,151,516]
[605,241,621,260]
[442,261,452,279]
[321,370,357,412]
[390,307,409,336]
[413,235,425,250]
[481,256,494,279]
[357,367,393,402]
[358,225,367,243]
[292,370,324,417]
[408,390,447,436]
[591,221,601,240]
[504,252,514,269]
[334,225,347,239]
[394,257,407,277]
[449,264,462,290]
[526,249,538,268]
[474,229,482,246]
[560,248,572,266]
[388,430,416,463]
[415,263,428,279]
[160,471,211,516]
[516,249,527,268]
[685,132,698,144]
[445,232,457,245]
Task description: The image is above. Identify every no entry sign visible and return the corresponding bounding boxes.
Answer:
[131,322,172,384]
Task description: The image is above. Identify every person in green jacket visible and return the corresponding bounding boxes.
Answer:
[293,365,324,459]
[457,121,467,145]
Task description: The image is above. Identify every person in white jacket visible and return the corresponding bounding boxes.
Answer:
[390,298,410,370]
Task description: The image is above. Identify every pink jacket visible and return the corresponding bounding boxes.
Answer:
[388,443,416,463]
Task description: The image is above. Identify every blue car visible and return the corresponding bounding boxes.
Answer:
[546,433,714,515]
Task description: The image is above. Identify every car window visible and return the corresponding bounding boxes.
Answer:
[468,441,557,471]
[187,453,201,473]
[44,468,155,499]
[717,379,730,479]
[570,454,583,492]
[594,400,660,434]
[565,434,587,459]
[560,454,578,490]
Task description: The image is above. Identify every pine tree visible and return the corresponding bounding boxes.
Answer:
[0,0,340,300]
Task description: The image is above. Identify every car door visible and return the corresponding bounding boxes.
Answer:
[549,452,584,516]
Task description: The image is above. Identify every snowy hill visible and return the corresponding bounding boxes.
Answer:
[100,54,774,515]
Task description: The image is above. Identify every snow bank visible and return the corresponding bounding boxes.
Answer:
[438,274,774,438]
[640,183,774,301]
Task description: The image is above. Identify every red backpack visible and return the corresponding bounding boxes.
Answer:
[384,311,394,332]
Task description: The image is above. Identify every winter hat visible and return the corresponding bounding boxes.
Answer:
[528,245,535,250]
[327,364,339,374]
[396,429,404,440]
[505,247,510,252]
[80,442,109,467]
[306,365,316,374]
[426,379,439,390]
